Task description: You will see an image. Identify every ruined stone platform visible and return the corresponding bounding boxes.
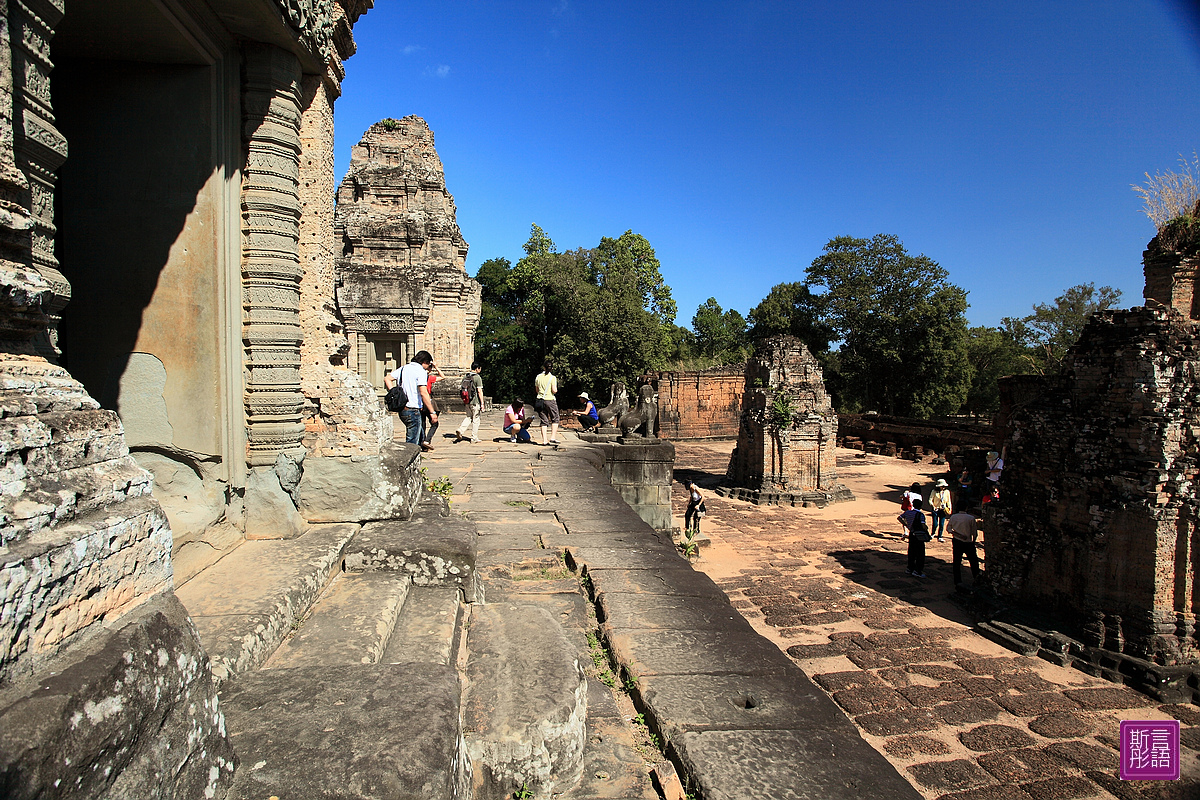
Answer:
[170,410,921,799]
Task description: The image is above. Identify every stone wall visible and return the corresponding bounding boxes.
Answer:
[648,367,744,440]
[991,305,1200,666]
[335,116,482,394]
[720,336,852,507]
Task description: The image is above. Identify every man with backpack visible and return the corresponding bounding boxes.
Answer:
[454,362,484,444]
[384,350,437,446]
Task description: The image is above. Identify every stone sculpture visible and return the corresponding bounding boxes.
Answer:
[719,336,852,507]
[598,381,629,428]
[618,384,658,438]
[335,117,482,402]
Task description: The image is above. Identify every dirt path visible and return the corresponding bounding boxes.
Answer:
[672,442,1199,800]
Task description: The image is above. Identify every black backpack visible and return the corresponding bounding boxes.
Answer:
[384,384,407,412]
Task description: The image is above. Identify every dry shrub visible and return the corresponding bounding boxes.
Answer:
[1133,152,1200,232]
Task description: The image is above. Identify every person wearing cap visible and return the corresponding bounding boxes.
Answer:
[927,478,953,543]
[985,448,1004,486]
[568,392,600,431]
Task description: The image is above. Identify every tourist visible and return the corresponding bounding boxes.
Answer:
[946,506,983,585]
[454,362,484,444]
[684,481,706,535]
[981,483,1000,507]
[927,478,953,543]
[384,350,436,446]
[568,391,600,431]
[899,482,921,539]
[534,359,561,444]
[420,363,444,451]
[985,449,1005,488]
[903,498,931,577]
[503,397,533,443]
[956,466,975,508]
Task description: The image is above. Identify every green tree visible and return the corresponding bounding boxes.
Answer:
[961,325,1029,416]
[1000,282,1123,375]
[804,234,970,417]
[746,282,834,354]
[691,298,749,364]
[473,225,677,403]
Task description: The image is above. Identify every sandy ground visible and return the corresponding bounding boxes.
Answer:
[671,441,1200,800]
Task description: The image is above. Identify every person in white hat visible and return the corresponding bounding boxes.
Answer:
[568,391,599,431]
[927,478,953,542]
[985,449,1004,486]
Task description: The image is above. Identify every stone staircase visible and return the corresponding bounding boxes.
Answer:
[175,470,641,800]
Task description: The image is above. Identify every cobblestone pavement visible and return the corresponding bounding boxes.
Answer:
[672,442,1200,800]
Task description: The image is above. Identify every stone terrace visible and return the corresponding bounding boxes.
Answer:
[673,441,1200,799]
[420,412,918,799]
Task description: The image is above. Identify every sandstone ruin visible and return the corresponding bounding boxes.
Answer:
[335,116,481,403]
[990,225,1200,695]
[719,335,853,506]
[0,2,390,795]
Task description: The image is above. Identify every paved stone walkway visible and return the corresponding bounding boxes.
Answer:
[673,441,1200,800]
[423,412,921,798]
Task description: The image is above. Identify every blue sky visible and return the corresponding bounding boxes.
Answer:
[334,1,1200,329]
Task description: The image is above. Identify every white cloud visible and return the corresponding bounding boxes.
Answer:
[401,44,422,55]
[423,64,451,78]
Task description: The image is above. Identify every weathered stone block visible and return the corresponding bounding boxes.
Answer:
[463,604,586,800]
[244,465,305,540]
[0,592,236,800]
[298,441,422,522]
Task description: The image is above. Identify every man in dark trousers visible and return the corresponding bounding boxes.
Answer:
[946,507,983,585]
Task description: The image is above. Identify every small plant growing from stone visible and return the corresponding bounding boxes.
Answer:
[586,631,617,687]
[512,783,533,799]
[379,117,403,131]
[679,527,700,559]
[425,474,454,499]
[769,393,797,431]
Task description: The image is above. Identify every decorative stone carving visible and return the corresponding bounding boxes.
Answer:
[242,44,306,468]
[719,336,853,507]
[619,383,657,438]
[10,0,67,360]
[335,117,481,390]
[598,382,629,429]
[274,0,335,66]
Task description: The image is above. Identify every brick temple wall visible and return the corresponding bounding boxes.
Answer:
[991,306,1200,665]
[650,367,744,440]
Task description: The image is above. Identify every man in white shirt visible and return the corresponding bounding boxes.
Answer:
[384,350,437,446]
[946,507,983,585]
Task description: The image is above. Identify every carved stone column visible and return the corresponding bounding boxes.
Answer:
[9,0,66,358]
[241,44,305,467]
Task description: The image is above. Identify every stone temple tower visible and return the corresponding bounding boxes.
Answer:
[719,336,853,507]
[335,117,482,397]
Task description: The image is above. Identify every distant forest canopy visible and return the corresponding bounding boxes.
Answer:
[473,226,1121,419]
